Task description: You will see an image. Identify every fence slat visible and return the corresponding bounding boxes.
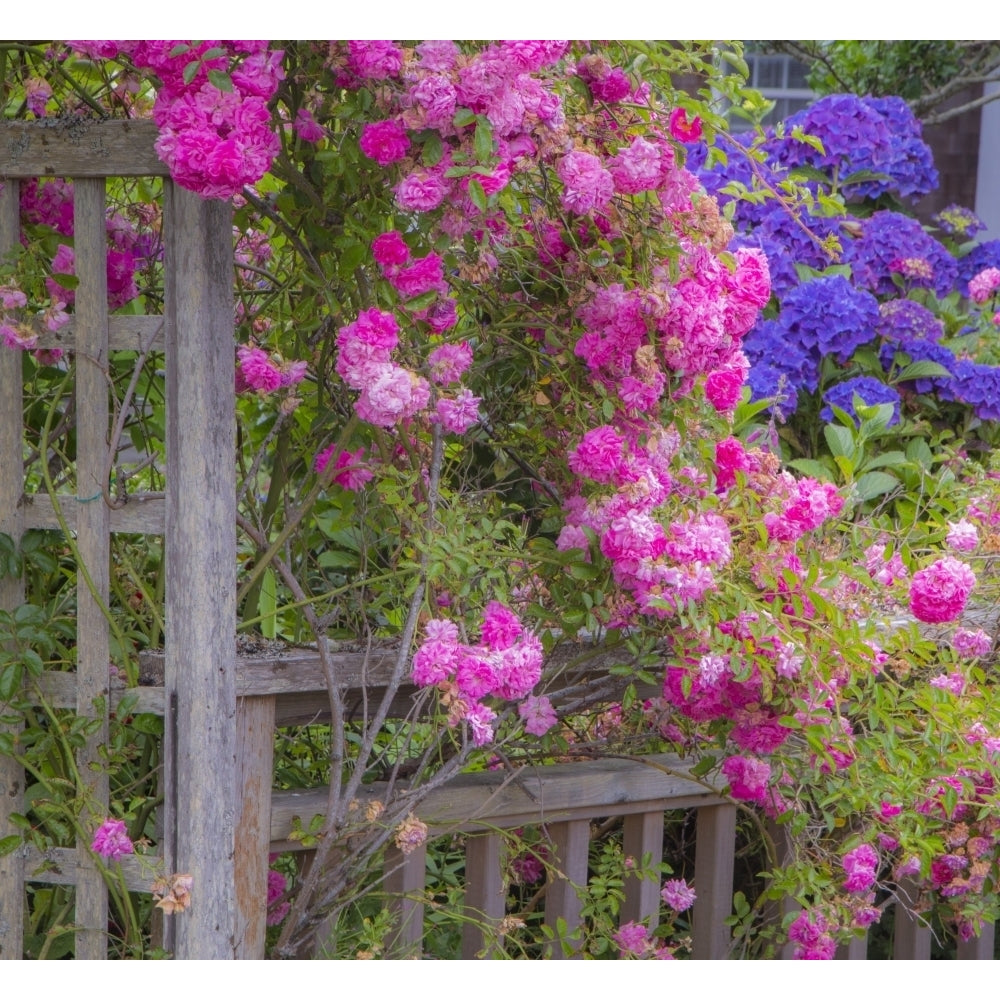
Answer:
[956,921,995,960]
[837,933,869,959]
[384,842,427,957]
[234,695,276,959]
[691,803,737,960]
[73,177,111,961]
[621,811,664,928]
[893,879,932,960]
[0,177,24,961]
[545,819,590,959]
[163,184,237,959]
[462,833,506,958]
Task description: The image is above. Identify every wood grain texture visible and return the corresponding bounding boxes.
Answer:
[234,696,276,959]
[621,811,664,927]
[545,819,590,958]
[23,493,166,535]
[163,183,238,959]
[462,833,506,958]
[72,177,111,960]
[384,842,427,957]
[0,177,24,960]
[691,802,737,960]
[0,119,167,177]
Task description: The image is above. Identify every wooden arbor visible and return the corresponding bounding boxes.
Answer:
[0,119,241,959]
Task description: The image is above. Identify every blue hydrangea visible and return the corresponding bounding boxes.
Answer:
[772,94,938,202]
[778,274,880,362]
[955,239,1000,289]
[821,376,901,426]
[876,298,945,343]
[685,130,786,230]
[742,318,816,409]
[843,211,958,297]
[938,359,1000,421]
[933,204,986,240]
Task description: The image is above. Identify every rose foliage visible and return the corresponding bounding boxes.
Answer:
[2,41,1000,960]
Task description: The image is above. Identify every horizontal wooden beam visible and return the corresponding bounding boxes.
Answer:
[22,493,165,535]
[0,119,167,177]
[269,755,725,844]
[34,671,164,716]
[33,315,165,353]
[21,845,162,894]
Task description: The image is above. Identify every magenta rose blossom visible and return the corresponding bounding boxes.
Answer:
[359,119,411,166]
[908,556,976,624]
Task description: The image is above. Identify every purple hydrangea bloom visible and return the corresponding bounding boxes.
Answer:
[876,298,945,344]
[938,359,1000,421]
[843,211,957,297]
[776,274,880,363]
[773,94,938,202]
[733,205,844,297]
[821,376,900,426]
[742,318,816,409]
[685,130,785,230]
[933,204,985,240]
[956,239,1000,289]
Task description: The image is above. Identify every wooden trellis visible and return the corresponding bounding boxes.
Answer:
[0,119,996,963]
[0,119,238,959]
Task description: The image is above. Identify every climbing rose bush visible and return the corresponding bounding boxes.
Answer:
[4,40,1000,962]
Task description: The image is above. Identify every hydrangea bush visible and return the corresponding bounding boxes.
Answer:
[1,42,1000,961]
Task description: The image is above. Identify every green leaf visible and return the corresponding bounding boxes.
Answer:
[402,290,439,311]
[824,423,855,460]
[858,451,906,473]
[855,471,900,501]
[474,119,494,163]
[0,835,21,857]
[906,438,934,468]
[317,550,360,570]
[207,69,233,93]
[452,107,476,128]
[786,458,835,482]
[0,661,22,701]
[467,178,488,213]
[690,754,717,777]
[182,60,200,85]
[893,360,952,383]
[259,568,277,640]
[420,131,444,168]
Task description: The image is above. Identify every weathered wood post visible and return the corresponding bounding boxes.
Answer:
[0,178,24,961]
[72,176,112,960]
[163,183,238,959]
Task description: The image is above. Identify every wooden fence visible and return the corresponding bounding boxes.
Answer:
[0,119,996,961]
[0,119,237,959]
